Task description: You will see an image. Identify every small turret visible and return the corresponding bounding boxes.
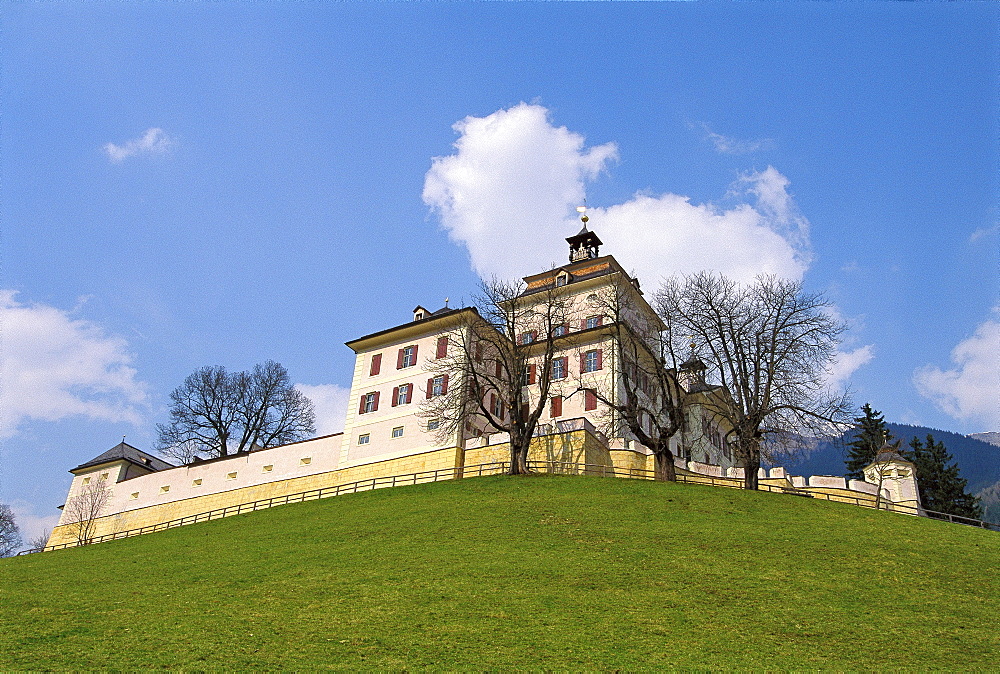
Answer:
[863,441,922,512]
[566,210,603,263]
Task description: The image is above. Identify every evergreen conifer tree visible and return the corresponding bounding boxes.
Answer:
[906,434,983,519]
[845,403,892,480]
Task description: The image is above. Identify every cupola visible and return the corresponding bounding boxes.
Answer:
[566,211,603,263]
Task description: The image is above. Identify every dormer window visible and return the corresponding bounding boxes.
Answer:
[413,305,429,321]
[555,271,570,287]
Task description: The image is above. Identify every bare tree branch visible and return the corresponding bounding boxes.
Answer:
[156,361,315,462]
[420,277,574,475]
[656,272,853,489]
[65,479,111,545]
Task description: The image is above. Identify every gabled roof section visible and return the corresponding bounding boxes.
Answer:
[519,254,625,297]
[71,441,175,474]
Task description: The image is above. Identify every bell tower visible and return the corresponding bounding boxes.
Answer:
[566,210,603,263]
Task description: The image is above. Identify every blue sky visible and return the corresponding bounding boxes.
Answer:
[2,2,997,542]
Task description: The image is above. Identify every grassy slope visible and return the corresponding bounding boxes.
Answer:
[2,475,998,670]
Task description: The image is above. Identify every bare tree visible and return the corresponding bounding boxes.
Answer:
[572,273,688,481]
[28,529,51,552]
[657,272,853,490]
[0,504,22,557]
[157,360,316,462]
[65,479,111,545]
[421,278,573,475]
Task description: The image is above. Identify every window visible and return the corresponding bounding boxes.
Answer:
[491,393,504,419]
[360,391,379,414]
[555,274,567,287]
[521,364,536,387]
[358,434,370,445]
[550,396,563,418]
[398,345,418,368]
[582,349,602,373]
[436,336,448,359]
[431,376,446,397]
[520,330,538,345]
[160,485,170,493]
[585,389,598,411]
[552,356,568,380]
[392,383,413,406]
[192,479,202,487]
[370,353,382,376]
[553,324,567,337]
[427,419,441,431]
[475,342,484,362]
[262,465,273,473]
[226,472,238,480]
[391,426,404,439]
[585,315,603,329]
[300,457,312,466]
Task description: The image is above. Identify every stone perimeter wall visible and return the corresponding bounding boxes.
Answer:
[48,428,904,549]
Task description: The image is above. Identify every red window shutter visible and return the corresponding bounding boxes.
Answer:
[392,386,400,407]
[412,344,418,362]
[426,378,434,399]
[406,384,413,404]
[495,360,502,378]
[596,349,603,370]
[436,336,448,359]
[596,316,603,327]
[580,318,587,330]
[442,374,449,394]
[530,330,538,342]
[521,403,529,421]
[396,349,405,369]
[580,353,587,372]
[490,393,496,417]
[585,389,597,411]
[528,364,536,385]
[551,396,562,417]
[475,342,483,362]
[370,354,382,376]
[372,391,380,411]
[359,396,367,415]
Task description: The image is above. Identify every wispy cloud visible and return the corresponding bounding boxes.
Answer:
[693,122,775,155]
[103,127,173,163]
[424,103,810,284]
[969,224,999,243]
[0,291,148,439]
[913,311,1000,430]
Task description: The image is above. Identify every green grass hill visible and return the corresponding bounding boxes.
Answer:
[2,475,998,669]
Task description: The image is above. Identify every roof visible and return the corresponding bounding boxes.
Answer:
[871,442,911,465]
[519,254,623,297]
[344,306,478,351]
[71,441,175,474]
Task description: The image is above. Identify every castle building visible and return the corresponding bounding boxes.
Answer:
[44,223,919,549]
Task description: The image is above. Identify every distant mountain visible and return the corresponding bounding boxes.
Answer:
[970,432,1000,447]
[777,423,1000,494]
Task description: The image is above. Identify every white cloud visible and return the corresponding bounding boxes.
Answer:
[0,291,147,439]
[423,103,811,285]
[827,344,875,390]
[694,122,775,155]
[103,128,172,163]
[295,383,350,436]
[913,315,1000,430]
[9,501,60,549]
